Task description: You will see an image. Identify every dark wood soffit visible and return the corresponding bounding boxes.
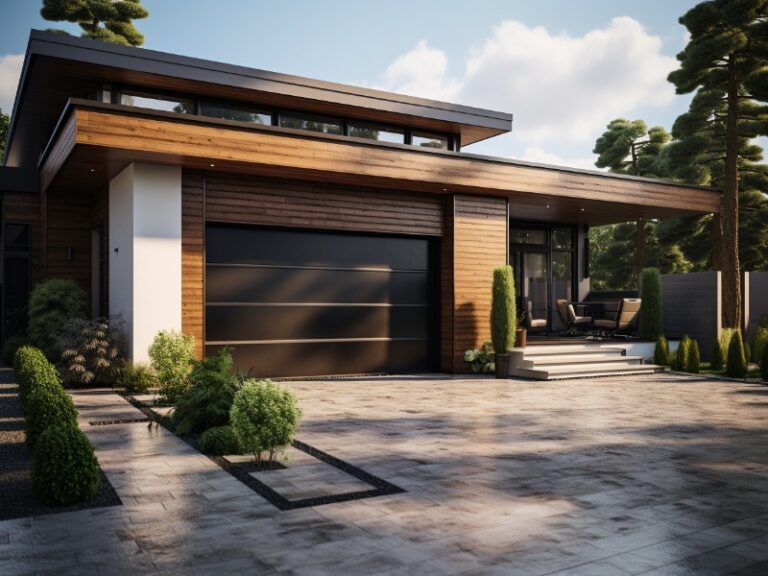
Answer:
[41,107,721,225]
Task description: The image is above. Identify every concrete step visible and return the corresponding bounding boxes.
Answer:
[510,362,662,381]
[523,344,626,356]
[530,354,645,367]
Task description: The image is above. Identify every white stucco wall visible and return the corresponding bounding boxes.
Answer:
[109,163,182,362]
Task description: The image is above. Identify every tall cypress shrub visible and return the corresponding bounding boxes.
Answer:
[639,268,663,339]
[654,335,670,366]
[710,338,724,371]
[687,339,700,374]
[490,266,516,355]
[726,330,748,378]
[673,335,691,371]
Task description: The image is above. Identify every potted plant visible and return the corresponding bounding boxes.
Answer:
[491,266,517,378]
[516,308,528,348]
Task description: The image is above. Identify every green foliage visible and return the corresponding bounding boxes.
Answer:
[0,109,9,159]
[230,379,302,462]
[654,335,670,366]
[148,331,196,404]
[57,316,126,387]
[32,423,100,505]
[687,339,701,374]
[673,335,692,372]
[2,336,27,367]
[464,340,495,373]
[25,385,78,448]
[490,266,516,355]
[27,279,88,360]
[726,330,748,379]
[761,342,768,381]
[710,337,725,371]
[41,0,149,46]
[749,327,768,367]
[639,268,663,338]
[116,362,157,394]
[13,345,61,413]
[198,425,242,455]
[173,347,238,435]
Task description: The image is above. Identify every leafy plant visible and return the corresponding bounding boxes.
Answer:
[116,362,158,394]
[490,266,516,355]
[198,425,242,455]
[710,337,725,371]
[27,278,88,360]
[654,335,670,366]
[173,347,238,435]
[672,335,691,372]
[230,379,302,463]
[639,268,663,339]
[32,423,100,505]
[25,385,78,448]
[13,345,61,413]
[726,330,748,379]
[687,339,701,374]
[148,330,196,404]
[2,336,27,367]
[57,316,126,387]
[750,327,768,367]
[464,341,495,373]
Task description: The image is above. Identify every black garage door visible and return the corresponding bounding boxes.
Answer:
[205,225,437,377]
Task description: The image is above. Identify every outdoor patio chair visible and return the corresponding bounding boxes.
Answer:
[593,298,641,336]
[527,300,547,329]
[555,299,593,335]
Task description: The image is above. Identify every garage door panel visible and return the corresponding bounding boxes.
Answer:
[206,305,429,341]
[209,340,430,378]
[206,266,429,305]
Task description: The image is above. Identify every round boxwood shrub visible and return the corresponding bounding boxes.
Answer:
[726,330,748,379]
[148,330,196,404]
[654,335,670,366]
[673,335,691,372]
[710,337,725,371]
[639,268,663,339]
[13,345,62,413]
[32,423,100,505]
[27,278,88,361]
[198,425,242,455]
[116,362,158,394]
[230,379,302,462]
[25,385,78,448]
[687,339,701,374]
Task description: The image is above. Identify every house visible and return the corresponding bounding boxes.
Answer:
[0,31,720,377]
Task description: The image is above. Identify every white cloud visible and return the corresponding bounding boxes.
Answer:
[371,17,677,161]
[0,54,24,115]
[518,146,599,171]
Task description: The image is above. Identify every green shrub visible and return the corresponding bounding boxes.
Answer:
[761,343,768,382]
[27,279,88,360]
[726,330,748,378]
[198,425,242,455]
[25,385,78,447]
[2,336,27,367]
[639,268,663,339]
[148,330,196,403]
[464,340,495,373]
[710,337,725,371]
[490,266,516,355]
[720,329,735,364]
[230,379,302,462]
[654,335,670,366]
[687,339,701,374]
[32,423,100,505]
[116,362,158,394]
[673,335,691,371]
[750,327,768,367]
[173,347,239,435]
[57,316,126,387]
[13,345,61,412]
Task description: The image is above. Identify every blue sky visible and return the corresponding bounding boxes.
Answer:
[1,0,711,167]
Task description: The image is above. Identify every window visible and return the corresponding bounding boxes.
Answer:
[348,123,405,144]
[280,113,342,135]
[200,102,271,125]
[5,224,29,251]
[412,131,449,149]
[120,90,194,114]
[552,228,572,250]
[509,228,547,245]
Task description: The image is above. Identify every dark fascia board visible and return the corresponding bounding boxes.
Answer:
[42,99,718,197]
[0,166,39,193]
[5,30,512,159]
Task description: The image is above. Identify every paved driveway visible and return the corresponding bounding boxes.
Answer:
[1,373,767,575]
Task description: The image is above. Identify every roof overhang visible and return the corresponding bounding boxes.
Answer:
[4,30,513,168]
[39,101,720,226]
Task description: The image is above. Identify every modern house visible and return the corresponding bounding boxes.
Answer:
[0,31,721,377]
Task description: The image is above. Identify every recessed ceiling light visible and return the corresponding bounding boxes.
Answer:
[210,163,216,167]
[90,169,95,173]
[545,204,550,208]
[580,208,585,212]
[442,187,447,191]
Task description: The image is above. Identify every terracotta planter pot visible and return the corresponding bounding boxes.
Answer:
[515,328,527,348]
[495,353,510,379]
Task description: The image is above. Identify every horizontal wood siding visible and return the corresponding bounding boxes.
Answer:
[440,197,454,372]
[452,195,508,372]
[45,189,93,297]
[182,170,205,359]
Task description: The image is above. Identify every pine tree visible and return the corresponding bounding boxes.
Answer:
[0,110,8,159]
[667,0,768,329]
[41,0,149,47]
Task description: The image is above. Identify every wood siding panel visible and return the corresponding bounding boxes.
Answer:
[182,170,205,359]
[452,195,508,372]
[45,189,93,297]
